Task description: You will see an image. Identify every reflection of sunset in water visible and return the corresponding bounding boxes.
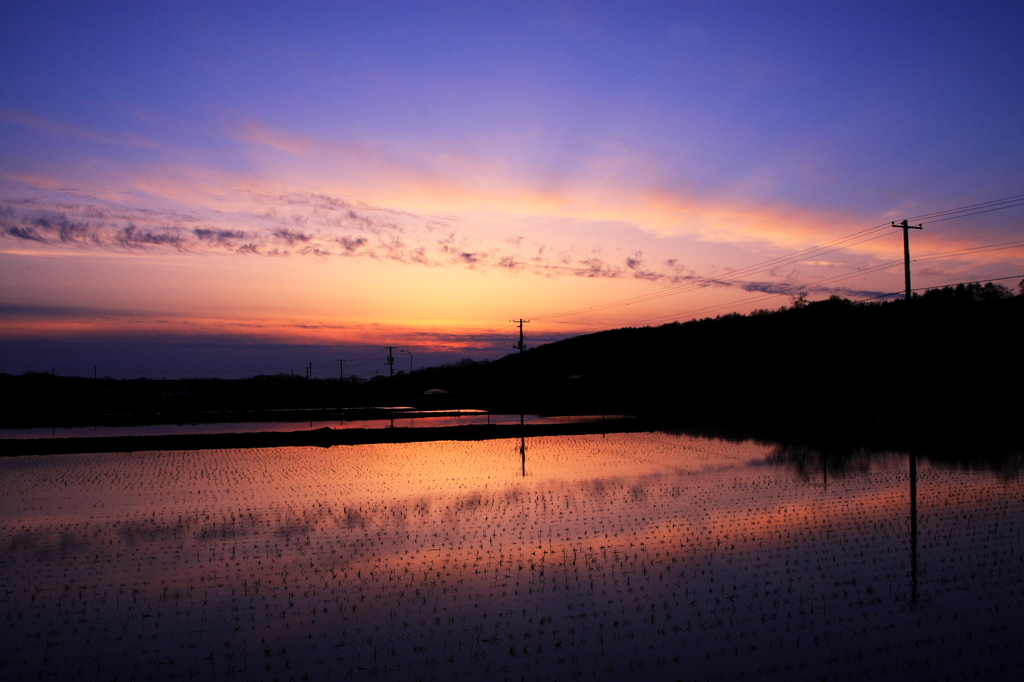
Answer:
[2,432,1022,680]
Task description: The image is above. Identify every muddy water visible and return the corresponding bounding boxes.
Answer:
[1,432,1021,680]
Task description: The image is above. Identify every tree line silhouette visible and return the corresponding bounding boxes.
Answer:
[3,281,1021,436]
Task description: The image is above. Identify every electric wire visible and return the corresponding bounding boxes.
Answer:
[918,202,1024,225]
[856,274,1024,302]
[529,192,1024,323]
[579,239,1024,331]
[529,225,891,319]
[908,193,1024,221]
[530,225,897,320]
[622,259,905,329]
[912,238,1024,262]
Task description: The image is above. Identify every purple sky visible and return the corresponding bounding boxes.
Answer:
[2,2,1023,377]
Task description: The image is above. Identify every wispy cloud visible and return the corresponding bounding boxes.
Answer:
[0,184,710,283]
[0,109,163,149]
[4,117,1018,308]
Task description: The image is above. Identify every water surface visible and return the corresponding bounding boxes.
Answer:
[1,432,1021,681]
[0,412,601,439]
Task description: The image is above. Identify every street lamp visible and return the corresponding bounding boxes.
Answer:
[399,349,413,373]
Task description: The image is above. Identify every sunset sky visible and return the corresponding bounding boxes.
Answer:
[2,2,1023,378]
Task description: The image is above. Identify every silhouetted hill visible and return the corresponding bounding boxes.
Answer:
[3,283,1022,436]
[384,283,1024,433]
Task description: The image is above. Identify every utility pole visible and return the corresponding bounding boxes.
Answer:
[511,321,530,420]
[385,347,395,377]
[511,319,530,354]
[337,359,345,381]
[892,220,923,300]
[400,349,412,373]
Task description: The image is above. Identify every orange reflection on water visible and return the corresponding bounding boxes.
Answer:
[2,432,1022,681]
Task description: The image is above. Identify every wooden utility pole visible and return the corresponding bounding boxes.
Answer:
[337,359,345,381]
[893,220,923,299]
[893,219,922,606]
[511,319,530,354]
[385,347,395,377]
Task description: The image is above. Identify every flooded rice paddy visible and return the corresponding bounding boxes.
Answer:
[1,432,1022,681]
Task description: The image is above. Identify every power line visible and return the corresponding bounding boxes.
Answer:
[920,202,1024,225]
[856,274,1024,302]
[531,227,891,319]
[530,225,897,320]
[623,260,905,328]
[529,192,1024,324]
[601,238,1024,329]
[908,193,1024,222]
[912,238,1024,262]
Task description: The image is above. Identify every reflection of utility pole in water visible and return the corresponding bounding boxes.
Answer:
[520,435,526,477]
[519,413,526,477]
[385,347,396,419]
[909,450,919,607]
